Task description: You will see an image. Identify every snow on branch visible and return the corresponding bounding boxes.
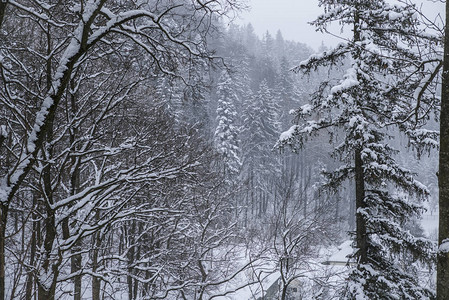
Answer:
[0,125,7,148]
[329,67,359,96]
[440,239,449,254]
[291,42,350,74]
[9,0,66,27]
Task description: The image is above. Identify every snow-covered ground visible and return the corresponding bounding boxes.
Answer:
[212,243,351,300]
[215,217,439,300]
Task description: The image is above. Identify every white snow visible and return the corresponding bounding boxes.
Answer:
[300,103,313,114]
[0,125,7,138]
[349,116,361,128]
[279,125,298,142]
[330,67,359,96]
[296,42,347,69]
[325,240,354,264]
[439,239,449,253]
[0,177,11,204]
[364,40,380,55]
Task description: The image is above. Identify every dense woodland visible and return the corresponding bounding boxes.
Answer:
[0,0,447,299]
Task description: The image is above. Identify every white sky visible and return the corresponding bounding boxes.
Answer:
[235,0,329,50]
[235,0,445,51]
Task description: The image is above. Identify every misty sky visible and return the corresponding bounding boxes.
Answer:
[236,0,329,50]
[236,0,445,51]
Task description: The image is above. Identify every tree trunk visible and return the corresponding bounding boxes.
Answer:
[437,1,449,298]
[127,224,135,300]
[335,195,340,221]
[0,203,7,300]
[37,205,57,300]
[348,184,356,230]
[0,2,6,28]
[280,281,287,300]
[72,241,82,300]
[355,149,367,264]
[305,162,311,217]
[133,245,140,300]
[0,7,8,295]
[250,167,254,217]
[69,78,82,300]
[25,194,38,300]
[300,151,305,216]
[91,236,101,300]
[37,29,58,300]
[352,7,368,265]
[91,210,102,300]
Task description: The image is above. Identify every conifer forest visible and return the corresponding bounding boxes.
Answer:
[0,0,448,299]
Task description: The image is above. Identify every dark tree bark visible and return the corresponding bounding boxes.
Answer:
[0,2,6,28]
[355,149,367,264]
[71,241,82,300]
[437,1,449,299]
[37,27,59,300]
[348,185,356,230]
[126,223,135,300]
[91,230,101,300]
[352,7,368,265]
[0,4,8,299]
[37,205,58,300]
[0,204,7,300]
[69,78,82,300]
[38,132,58,300]
[25,193,38,300]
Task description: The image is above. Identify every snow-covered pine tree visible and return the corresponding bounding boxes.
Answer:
[279,1,437,298]
[241,80,279,170]
[224,36,253,121]
[275,56,302,129]
[241,79,280,217]
[214,71,241,182]
[232,62,252,121]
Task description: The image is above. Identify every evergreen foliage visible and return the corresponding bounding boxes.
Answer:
[279,0,438,298]
[242,80,279,175]
[214,71,242,180]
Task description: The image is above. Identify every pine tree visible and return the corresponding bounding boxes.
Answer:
[227,52,252,118]
[275,56,302,128]
[242,79,280,217]
[242,79,279,167]
[279,1,437,298]
[214,71,241,181]
[275,30,285,57]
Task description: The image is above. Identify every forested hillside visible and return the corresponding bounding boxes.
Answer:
[0,1,444,299]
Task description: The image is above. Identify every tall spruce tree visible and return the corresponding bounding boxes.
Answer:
[279,1,437,298]
[275,56,302,128]
[242,80,279,175]
[242,79,280,216]
[214,71,241,181]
